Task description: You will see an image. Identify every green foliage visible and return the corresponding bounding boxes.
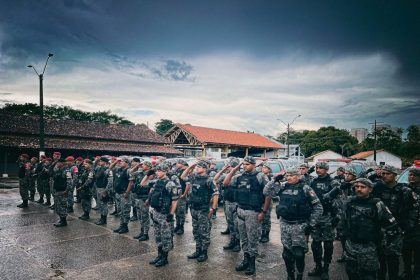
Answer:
[278,126,359,157]
[0,103,134,125]
[155,119,175,135]
[360,127,403,156]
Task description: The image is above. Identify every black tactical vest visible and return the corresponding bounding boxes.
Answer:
[114,168,129,194]
[189,176,212,210]
[150,179,171,214]
[234,172,264,211]
[311,175,333,212]
[53,170,67,192]
[346,197,380,243]
[276,182,312,221]
[135,172,150,199]
[95,167,108,188]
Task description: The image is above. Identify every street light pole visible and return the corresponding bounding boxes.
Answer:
[27,53,53,158]
[278,114,301,158]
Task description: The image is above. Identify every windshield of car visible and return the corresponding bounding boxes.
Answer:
[397,169,409,184]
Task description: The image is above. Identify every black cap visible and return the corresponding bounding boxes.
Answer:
[100,156,109,163]
[132,157,141,163]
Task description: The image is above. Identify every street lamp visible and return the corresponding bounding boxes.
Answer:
[277,114,301,158]
[27,53,54,158]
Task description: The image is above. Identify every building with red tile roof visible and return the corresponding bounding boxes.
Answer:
[165,123,284,158]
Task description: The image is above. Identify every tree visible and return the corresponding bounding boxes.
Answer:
[155,119,175,135]
[277,126,359,157]
[360,127,403,156]
[0,103,134,125]
[401,125,420,162]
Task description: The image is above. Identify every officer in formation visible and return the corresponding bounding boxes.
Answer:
[39,157,52,206]
[214,157,241,252]
[299,162,314,185]
[142,163,181,267]
[181,160,219,262]
[259,162,273,243]
[223,156,268,276]
[34,156,46,204]
[74,157,84,203]
[131,160,153,241]
[128,158,142,222]
[49,152,62,210]
[94,157,113,225]
[401,168,420,280]
[17,154,30,208]
[76,159,94,220]
[111,158,134,234]
[340,178,400,280]
[372,164,419,280]
[173,159,189,235]
[28,156,38,201]
[308,162,340,280]
[263,167,323,280]
[52,159,73,227]
[65,156,79,213]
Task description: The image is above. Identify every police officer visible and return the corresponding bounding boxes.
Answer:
[74,157,84,203]
[181,160,219,262]
[142,163,180,267]
[214,157,241,252]
[65,156,79,213]
[264,167,323,280]
[94,157,113,225]
[17,154,30,208]
[77,159,95,220]
[131,161,153,241]
[52,159,72,227]
[373,164,418,280]
[173,159,189,235]
[340,178,400,280]
[401,168,420,280]
[35,156,46,204]
[223,156,268,276]
[128,158,142,222]
[260,162,273,243]
[112,158,134,234]
[40,158,52,206]
[299,163,314,185]
[49,151,62,210]
[28,156,38,201]
[335,167,346,183]
[308,162,339,280]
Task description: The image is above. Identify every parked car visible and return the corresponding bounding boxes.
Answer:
[397,160,420,184]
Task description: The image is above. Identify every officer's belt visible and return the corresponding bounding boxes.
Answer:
[282,218,306,225]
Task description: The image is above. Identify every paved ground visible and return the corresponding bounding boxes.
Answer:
[0,182,348,280]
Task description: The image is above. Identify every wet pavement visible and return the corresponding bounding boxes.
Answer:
[0,184,348,280]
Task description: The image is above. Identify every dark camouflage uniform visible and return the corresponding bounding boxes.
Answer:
[218,173,240,241]
[53,168,73,218]
[149,177,181,252]
[78,168,95,214]
[17,160,29,202]
[95,166,113,216]
[132,169,151,235]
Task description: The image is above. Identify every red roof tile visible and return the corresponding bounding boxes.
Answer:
[177,124,283,149]
[351,149,385,159]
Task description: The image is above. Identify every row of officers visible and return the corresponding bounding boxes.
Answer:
[16,153,420,280]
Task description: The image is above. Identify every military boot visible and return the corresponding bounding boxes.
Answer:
[67,206,74,213]
[43,197,51,206]
[187,244,202,259]
[197,249,208,262]
[118,223,129,234]
[221,228,230,235]
[285,258,295,280]
[296,273,303,280]
[235,253,250,271]
[110,208,118,215]
[133,229,144,239]
[320,263,330,280]
[232,238,241,252]
[138,233,149,241]
[260,230,269,243]
[149,247,163,265]
[54,217,67,227]
[17,200,28,208]
[29,193,35,201]
[113,224,124,233]
[174,221,180,233]
[36,196,44,204]
[95,215,107,225]
[177,223,184,235]
[78,211,90,220]
[308,262,323,276]
[245,256,256,275]
[155,251,168,267]
[223,238,236,250]
[49,203,55,210]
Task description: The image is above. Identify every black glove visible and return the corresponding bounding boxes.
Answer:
[147,170,155,176]
[274,174,284,183]
[308,166,315,174]
[304,225,313,235]
[166,213,174,223]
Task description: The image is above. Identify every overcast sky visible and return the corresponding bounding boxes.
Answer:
[1,0,419,136]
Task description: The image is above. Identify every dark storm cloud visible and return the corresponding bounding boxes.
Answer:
[1,0,419,80]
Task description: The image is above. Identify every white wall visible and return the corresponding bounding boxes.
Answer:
[313,151,343,163]
[366,152,402,169]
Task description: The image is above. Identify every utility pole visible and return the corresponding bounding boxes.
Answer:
[368,120,383,161]
[278,114,301,158]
